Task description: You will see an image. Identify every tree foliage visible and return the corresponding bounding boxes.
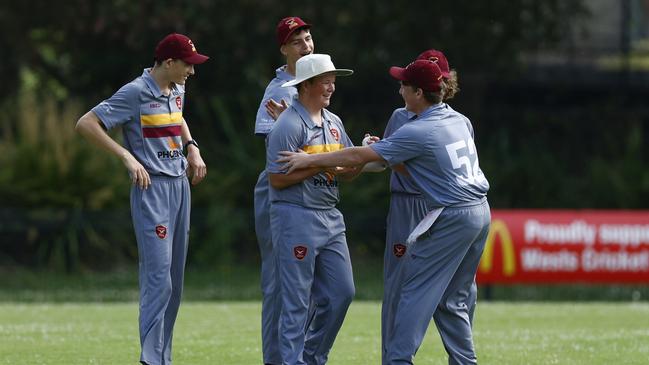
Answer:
[9,1,646,272]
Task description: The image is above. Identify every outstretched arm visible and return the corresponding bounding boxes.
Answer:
[269,167,322,189]
[278,146,384,174]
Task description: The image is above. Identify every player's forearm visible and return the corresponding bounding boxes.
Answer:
[309,146,380,168]
[336,166,362,181]
[180,119,201,156]
[180,118,193,145]
[305,147,363,168]
[269,167,321,189]
[75,111,131,160]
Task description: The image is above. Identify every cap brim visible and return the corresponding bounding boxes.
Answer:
[334,69,354,77]
[282,79,301,87]
[282,69,354,88]
[389,66,407,81]
[182,53,209,65]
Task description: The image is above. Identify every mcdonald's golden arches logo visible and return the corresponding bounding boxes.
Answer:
[479,219,516,276]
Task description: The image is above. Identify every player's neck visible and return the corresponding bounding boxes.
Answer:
[311,112,323,126]
[408,101,434,116]
[286,62,296,76]
[299,95,323,126]
[308,108,323,127]
[149,66,173,96]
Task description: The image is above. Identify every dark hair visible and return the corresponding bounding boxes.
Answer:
[402,81,443,104]
[296,78,312,93]
[283,28,312,46]
[442,70,459,101]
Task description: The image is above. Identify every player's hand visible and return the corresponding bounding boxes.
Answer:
[325,166,356,175]
[186,146,207,185]
[122,152,151,189]
[362,133,380,146]
[278,150,311,174]
[265,99,288,121]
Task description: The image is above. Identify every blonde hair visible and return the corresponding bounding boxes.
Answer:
[442,70,459,101]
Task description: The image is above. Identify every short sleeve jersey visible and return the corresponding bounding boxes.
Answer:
[383,107,420,195]
[371,103,489,207]
[254,66,298,136]
[266,96,354,209]
[92,69,187,177]
[383,105,475,195]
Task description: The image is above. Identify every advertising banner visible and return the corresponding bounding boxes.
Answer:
[476,210,649,284]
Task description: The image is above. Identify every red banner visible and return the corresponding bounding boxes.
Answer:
[476,210,649,284]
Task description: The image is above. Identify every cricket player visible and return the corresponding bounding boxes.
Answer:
[278,59,491,365]
[381,49,478,364]
[253,16,314,365]
[75,33,208,365]
[266,53,356,365]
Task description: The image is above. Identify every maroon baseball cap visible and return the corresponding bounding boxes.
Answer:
[389,60,443,92]
[154,33,209,65]
[276,16,311,45]
[416,49,450,78]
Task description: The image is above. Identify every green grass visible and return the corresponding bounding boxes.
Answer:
[0,264,385,302]
[1,301,648,364]
[3,265,649,302]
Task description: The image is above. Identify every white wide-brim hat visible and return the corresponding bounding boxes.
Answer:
[282,54,353,87]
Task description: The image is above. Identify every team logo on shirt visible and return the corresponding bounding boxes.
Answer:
[329,127,340,142]
[393,243,407,258]
[293,245,308,260]
[167,137,181,150]
[324,171,336,184]
[157,149,183,159]
[156,138,183,160]
[155,225,167,239]
[313,172,338,188]
[175,96,182,109]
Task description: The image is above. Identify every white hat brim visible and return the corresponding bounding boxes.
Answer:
[282,69,354,87]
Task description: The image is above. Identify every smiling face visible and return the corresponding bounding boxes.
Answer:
[168,59,195,85]
[281,29,314,71]
[303,72,336,109]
